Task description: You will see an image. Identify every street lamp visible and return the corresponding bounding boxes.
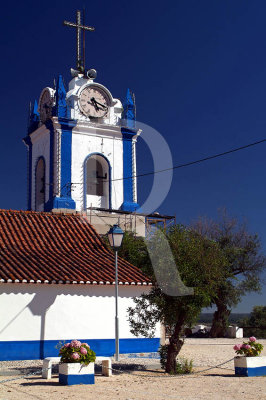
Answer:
[107,224,124,361]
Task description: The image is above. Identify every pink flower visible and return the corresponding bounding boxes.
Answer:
[80,347,87,355]
[241,344,251,349]
[233,344,242,351]
[59,342,70,352]
[71,352,80,360]
[70,340,82,348]
[249,336,256,342]
[81,343,90,348]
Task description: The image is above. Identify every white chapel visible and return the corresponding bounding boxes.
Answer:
[0,10,166,361]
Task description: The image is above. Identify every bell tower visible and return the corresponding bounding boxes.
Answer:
[23,10,140,217]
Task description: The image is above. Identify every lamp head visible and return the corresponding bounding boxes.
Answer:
[108,224,124,250]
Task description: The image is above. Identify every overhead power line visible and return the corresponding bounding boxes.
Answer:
[46,138,266,188]
[111,138,266,182]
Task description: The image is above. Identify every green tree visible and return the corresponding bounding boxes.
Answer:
[118,231,152,276]
[239,306,266,339]
[125,225,227,374]
[192,211,266,337]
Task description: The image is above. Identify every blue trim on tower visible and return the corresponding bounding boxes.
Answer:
[28,100,40,134]
[46,197,76,210]
[0,338,160,360]
[23,136,33,210]
[121,127,139,212]
[60,121,75,200]
[44,119,76,211]
[83,152,112,210]
[122,89,136,129]
[54,75,70,119]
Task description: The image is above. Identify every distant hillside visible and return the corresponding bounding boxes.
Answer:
[197,313,250,325]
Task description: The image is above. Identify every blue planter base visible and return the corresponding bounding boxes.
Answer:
[234,356,266,377]
[59,373,95,385]
[59,362,95,385]
[235,366,266,377]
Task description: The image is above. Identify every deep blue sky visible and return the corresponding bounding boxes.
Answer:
[1,0,266,312]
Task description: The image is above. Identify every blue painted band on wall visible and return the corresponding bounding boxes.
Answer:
[0,338,160,361]
[235,366,266,377]
[59,373,95,385]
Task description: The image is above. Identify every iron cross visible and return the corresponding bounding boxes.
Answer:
[63,10,95,72]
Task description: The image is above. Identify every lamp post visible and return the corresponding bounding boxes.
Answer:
[107,224,124,361]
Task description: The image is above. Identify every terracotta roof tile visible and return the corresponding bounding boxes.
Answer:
[0,210,151,285]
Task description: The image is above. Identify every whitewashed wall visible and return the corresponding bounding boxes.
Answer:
[0,284,159,341]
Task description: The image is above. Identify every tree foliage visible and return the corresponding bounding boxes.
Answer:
[118,231,152,276]
[192,210,266,337]
[239,306,266,339]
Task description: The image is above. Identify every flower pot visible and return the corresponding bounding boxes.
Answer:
[234,356,266,377]
[59,362,95,385]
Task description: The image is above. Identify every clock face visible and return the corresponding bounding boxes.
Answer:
[39,89,54,123]
[79,85,109,118]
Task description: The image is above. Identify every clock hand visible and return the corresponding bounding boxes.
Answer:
[90,97,99,111]
[88,100,103,113]
[93,99,107,109]
[95,104,107,111]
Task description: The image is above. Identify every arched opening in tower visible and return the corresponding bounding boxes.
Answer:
[35,158,45,212]
[85,154,110,209]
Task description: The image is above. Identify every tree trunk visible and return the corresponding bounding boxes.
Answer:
[209,300,230,338]
[165,313,185,374]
